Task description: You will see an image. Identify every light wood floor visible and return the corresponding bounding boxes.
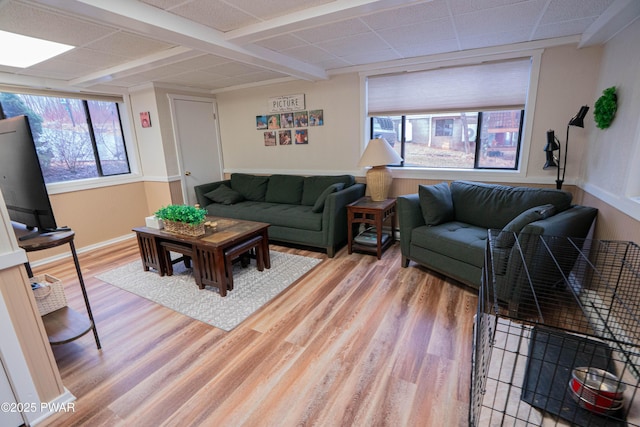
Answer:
[36,238,478,427]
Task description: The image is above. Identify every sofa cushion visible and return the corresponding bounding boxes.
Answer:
[411,221,488,268]
[204,184,244,205]
[450,181,572,229]
[312,183,345,213]
[495,204,556,248]
[265,174,304,204]
[301,175,355,206]
[230,173,269,201]
[204,201,322,231]
[419,182,454,226]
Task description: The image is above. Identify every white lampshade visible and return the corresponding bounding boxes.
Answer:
[357,138,402,167]
[358,138,402,201]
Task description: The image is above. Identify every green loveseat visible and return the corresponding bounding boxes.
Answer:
[397,180,598,290]
[194,173,365,257]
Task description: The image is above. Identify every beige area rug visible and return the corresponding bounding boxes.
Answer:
[96,251,322,331]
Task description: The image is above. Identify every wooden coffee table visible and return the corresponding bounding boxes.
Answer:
[133,217,270,296]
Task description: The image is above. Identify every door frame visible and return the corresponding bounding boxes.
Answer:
[167,93,224,205]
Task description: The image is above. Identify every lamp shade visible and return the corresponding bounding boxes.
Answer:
[568,105,589,128]
[357,138,402,167]
[543,130,560,152]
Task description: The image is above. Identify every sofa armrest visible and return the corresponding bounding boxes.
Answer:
[498,205,598,312]
[194,180,231,207]
[397,194,426,260]
[521,205,597,238]
[323,183,366,250]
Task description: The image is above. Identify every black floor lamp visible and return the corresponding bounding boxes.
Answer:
[543,105,589,190]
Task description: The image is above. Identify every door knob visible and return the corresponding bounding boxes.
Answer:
[185,171,191,176]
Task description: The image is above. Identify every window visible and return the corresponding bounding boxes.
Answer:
[435,119,453,137]
[367,58,531,170]
[0,92,130,183]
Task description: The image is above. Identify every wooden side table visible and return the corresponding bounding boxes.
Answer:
[14,223,101,349]
[347,197,396,259]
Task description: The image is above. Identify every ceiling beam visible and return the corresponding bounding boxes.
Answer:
[579,0,640,47]
[30,0,328,82]
[225,0,433,45]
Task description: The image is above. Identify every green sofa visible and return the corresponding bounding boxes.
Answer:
[194,173,365,257]
[397,180,598,290]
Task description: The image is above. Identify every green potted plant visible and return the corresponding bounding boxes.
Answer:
[154,204,207,236]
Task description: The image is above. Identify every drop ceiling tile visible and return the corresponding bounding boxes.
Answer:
[533,18,599,40]
[56,48,131,69]
[140,0,181,10]
[394,38,461,58]
[281,45,342,64]
[540,0,615,25]
[317,57,353,70]
[167,0,259,32]
[205,62,266,77]
[454,2,543,38]
[84,32,175,59]
[173,55,233,71]
[0,1,116,47]
[458,30,531,50]
[377,19,456,48]
[293,18,371,44]
[22,58,100,78]
[339,48,402,65]
[448,0,539,15]
[254,35,309,52]
[226,0,333,21]
[242,70,289,81]
[316,32,390,57]
[361,0,451,31]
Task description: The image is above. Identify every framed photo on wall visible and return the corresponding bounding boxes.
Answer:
[256,115,267,129]
[280,112,294,128]
[295,129,308,145]
[279,130,292,145]
[293,111,308,127]
[309,109,323,126]
[264,131,276,146]
[267,114,280,129]
[140,111,151,128]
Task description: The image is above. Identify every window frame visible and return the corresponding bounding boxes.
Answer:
[0,90,141,194]
[360,49,543,182]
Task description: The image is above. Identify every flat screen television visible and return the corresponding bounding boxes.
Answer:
[0,115,66,239]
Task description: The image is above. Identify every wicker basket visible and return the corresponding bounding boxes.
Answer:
[163,220,206,237]
[31,274,67,316]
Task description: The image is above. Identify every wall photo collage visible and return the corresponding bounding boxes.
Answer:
[257,109,323,147]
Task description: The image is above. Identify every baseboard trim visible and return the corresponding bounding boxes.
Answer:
[28,233,136,268]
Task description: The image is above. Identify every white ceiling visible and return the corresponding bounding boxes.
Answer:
[0,0,638,96]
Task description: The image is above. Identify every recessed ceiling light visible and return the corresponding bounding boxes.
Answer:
[0,30,74,68]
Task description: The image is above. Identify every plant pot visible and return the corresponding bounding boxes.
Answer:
[163,220,205,237]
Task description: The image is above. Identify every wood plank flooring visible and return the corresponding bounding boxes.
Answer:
[36,238,477,427]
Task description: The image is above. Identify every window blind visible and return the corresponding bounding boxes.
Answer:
[367,58,531,116]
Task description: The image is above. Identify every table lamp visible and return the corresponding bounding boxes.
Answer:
[358,138,402,201]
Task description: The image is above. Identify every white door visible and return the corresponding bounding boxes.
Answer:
[168,95,223,205]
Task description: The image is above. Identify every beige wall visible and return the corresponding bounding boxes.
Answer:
[216,73,362,175]
[583,19,640,222]
[526,44,603,181]
[27,181,156,262]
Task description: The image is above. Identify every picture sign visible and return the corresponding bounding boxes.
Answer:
[268,94,305,113]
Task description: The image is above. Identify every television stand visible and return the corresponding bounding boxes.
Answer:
[13,223,101,349]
